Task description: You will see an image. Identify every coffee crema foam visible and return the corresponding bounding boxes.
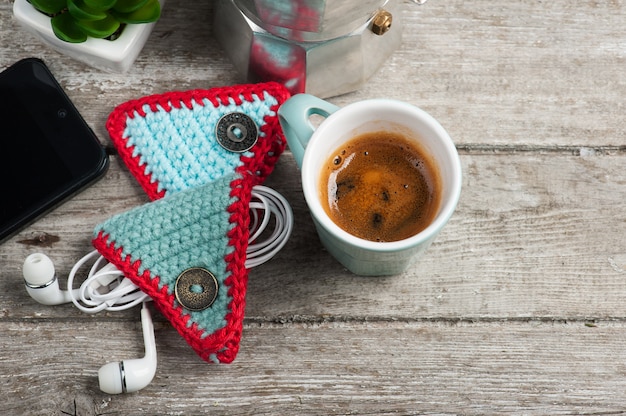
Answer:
[320,131,441,242]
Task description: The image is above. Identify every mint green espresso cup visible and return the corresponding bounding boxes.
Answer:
[278,94,462,276]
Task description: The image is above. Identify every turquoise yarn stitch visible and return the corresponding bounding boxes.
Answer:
[123,93,279,196]
[94,174,238,336]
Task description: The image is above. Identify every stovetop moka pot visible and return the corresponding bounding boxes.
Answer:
[214,0,426,98]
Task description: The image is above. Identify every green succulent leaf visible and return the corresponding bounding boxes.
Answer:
[29,0,67,15]
[75,14,121,38]
[82,0,117,11]
[110,0,160,24]
[112,0,148,14]
[51,12,88,43]
[67,0,107,20]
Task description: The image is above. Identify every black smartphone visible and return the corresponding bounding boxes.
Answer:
[0,58,109,243]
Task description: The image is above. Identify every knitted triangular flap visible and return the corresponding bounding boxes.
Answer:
[93,177,246,363]
[94,83,290,363]
[105,82,290,200]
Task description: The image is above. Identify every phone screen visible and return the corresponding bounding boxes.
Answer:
[0,58,109,242]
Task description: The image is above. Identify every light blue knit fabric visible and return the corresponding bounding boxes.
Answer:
[94,175,238,336]
[123,93,279,196]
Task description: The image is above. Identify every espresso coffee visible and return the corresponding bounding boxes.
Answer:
[320,131,441,242]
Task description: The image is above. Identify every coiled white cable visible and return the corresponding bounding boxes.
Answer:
[246,185,294,268]
[66,185,293,314]
[66,250,145,313]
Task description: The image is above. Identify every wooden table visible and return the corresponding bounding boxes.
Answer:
[2,0,626,414]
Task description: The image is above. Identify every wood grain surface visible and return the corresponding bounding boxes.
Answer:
[1,0,626,415]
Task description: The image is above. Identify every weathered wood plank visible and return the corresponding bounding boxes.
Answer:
[2,1,626,148]
[1,152,625,321]
[382,1,626,147]
[1,319,626,415]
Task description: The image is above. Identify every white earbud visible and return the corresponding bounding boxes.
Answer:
[23,252,157,394]
[23,253,79,305]
[98,304,157,394]
[20,185,291,394]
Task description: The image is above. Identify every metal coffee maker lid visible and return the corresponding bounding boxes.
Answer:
[214,0,426,98]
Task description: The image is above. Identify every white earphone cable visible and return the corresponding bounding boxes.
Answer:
[66,185,293,313]
[246,185,294,268]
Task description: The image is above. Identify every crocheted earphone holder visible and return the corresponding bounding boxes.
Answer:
[93,82,290,364]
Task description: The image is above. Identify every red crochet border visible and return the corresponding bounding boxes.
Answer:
[105,82,290,201]
[92,176,251,363]
[97,82,290,363]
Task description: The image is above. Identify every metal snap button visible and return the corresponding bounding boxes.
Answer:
[215,112,258,152]
[174,267,219,311]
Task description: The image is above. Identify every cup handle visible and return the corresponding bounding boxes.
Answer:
[278,94,340,168]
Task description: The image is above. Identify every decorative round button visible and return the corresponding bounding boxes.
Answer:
[174,268,219,311]
[215,112,258,152]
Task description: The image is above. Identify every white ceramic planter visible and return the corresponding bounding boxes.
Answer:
[12,0,163,72]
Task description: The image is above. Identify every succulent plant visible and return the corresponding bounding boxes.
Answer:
[29,0,161,43]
